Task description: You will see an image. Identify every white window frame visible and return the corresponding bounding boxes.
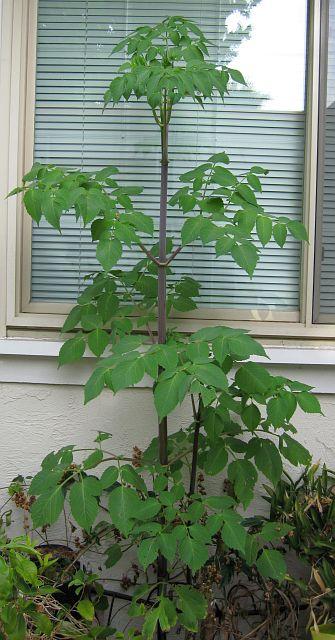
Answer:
[1,0,334,339]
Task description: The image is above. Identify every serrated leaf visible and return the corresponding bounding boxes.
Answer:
[100,466,118,489]
[96,238,122,271]
[110,356,145,391]
[154,371,189,420]
[84,368,105,404]
[256,549,286,582]
[61,306,82,333]
[256,215,272,246]
[175,585,207,632]
[138,537,159,570]
[83,449,104,469]
[193,363,227,389]
[222,521,247,553]
[158,533,177,563]
[280,434,311,466]
[231,242,258,277]
[204,441,228,476]
[108,485,141,534]
[69,477,100,530]
[273,223,287,247]
[228,459,257,507]
[253,439,282,485]
[287,220,308,241]
[105,543,122,568]
[87,328,110,357]
[241,404,261,430]
[179,536,209,572]
[235,362,273,395]
[297,391,322,414]
[30,486,65,527]
[59,335,85,366]
[77,599,95,621]
[23,189,42,224]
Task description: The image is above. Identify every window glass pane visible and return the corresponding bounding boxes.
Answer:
[314,0,335,322]
[31,0,308,310]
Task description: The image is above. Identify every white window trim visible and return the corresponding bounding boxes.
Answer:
[3,0,335,340]
[1,338,335,393]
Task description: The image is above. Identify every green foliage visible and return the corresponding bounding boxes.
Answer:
[0,536,110,639]
[6,13,320,639]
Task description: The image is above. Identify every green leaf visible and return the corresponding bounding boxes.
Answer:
[256,215,272,246]
[108,485,140,534]
[216,236,235,256]
[77,599,95,621]
[87,328,110,357]
[105,543,122,568]
[138,537,159,570]
[96,238,122,271]
[247,173,262,192]
[30,485,65,527]
[157,597,177,632]
[260,522,293,542]
[222,520,247,553]
[100,466,118,489]
[61,306,82,333]
[135,498,161,521]
[158,533,177,563]
[267,395,288,427]
[69,477,100,530]
[228,67,246,85]
[297,391,322,414]
[193,363,227,389]
[204,441,228,476]
[110,356,145,391]
[175,585,207,632]
[83,448,104,469]
[29,469,63,496]
[23,189,42,224]
[228,459,257,507]
[84,368,105,404]
[231,242,258,277]
[179,536,209,572]
[129,212,154,235]
[12,553,38,585]
[280,434,311,466]
[273,223,287,247]
[241,404,261,430]
[181,216,206,245]
[212,166,236,187]
[256,549,287,583]
[287,220,308,241]
[154,371,189,420]
[59,335,85,366]
[235,362,273,395]
[253,439,283,485]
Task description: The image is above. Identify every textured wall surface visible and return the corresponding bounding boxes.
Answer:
[0,381,334,488]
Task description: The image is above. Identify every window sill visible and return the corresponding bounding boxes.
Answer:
[0,338,335,393]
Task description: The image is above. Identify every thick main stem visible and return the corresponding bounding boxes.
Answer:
[158,122,169,466]
[157,116,169,640]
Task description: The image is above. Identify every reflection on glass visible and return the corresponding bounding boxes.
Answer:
[224,0,307,111]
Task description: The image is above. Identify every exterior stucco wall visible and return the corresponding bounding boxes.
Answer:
[0,380,334,491]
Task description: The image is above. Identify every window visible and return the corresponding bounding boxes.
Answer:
[314,0,335,323]
[29,0,307,318]
[3,0,334,337]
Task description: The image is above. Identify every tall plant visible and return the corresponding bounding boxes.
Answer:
[9,16,322,640]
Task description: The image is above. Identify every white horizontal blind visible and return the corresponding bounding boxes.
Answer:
[31,0,307,310]
[315,0,335,321]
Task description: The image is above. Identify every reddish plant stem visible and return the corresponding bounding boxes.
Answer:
[157,114,169,640]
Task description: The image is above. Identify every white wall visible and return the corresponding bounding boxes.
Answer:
[0,378,334,490]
